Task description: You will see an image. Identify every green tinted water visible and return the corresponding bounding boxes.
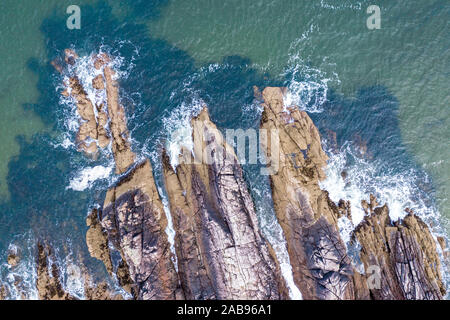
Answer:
[148,0,449,225]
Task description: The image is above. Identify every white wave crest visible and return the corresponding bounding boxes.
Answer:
[320,142,444,243]
[67,165,113,192]
[164,100,204,169]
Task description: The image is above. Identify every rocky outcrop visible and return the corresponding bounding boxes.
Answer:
[101,58,136,174]
[35,243,124,300]
[33,65,445,301]
[259,87,362,300]
[162,108,288,300]
[55,50,135,174]
[36,243,75,300]
[7,253,19,268]
[99,160,183,300]
[257,86,446,300]
[353,200,445,300]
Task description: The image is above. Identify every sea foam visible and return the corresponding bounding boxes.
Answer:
[67,165,113,192]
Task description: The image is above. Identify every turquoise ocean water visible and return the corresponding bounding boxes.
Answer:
[0,0,448,298]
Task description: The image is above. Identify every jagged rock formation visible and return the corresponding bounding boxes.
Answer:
[259,87,364,300]
[54,49,135,174]
[7,253,19,268]
[23,68,443,301]
[36,243,75,300]
[353,200,445,300]
[0,286,7,300]
[161,108,288,300]
[86,209,113,275]
[99,160,184,300]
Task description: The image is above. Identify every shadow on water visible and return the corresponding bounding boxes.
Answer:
[0,0,438,291]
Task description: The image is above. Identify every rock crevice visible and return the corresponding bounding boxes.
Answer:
[259,87,358,300]
[162,108,288,300]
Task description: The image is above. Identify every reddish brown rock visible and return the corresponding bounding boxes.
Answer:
[36,243,75,300]
[55,50,135,173]
[353,204,445,300]
[162,108,288,300]
[92,74,105,90]
[0,286,7,300]
[7,253,19,268]
[103,65,135,174]
[86,209,113,275]
[260,87,360,300]
[100,160,183,300]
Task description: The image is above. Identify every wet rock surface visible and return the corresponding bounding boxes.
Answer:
[36,243,75,300]
[162,108,288,300]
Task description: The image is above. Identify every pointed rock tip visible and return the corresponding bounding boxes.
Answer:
[192,105,211,123]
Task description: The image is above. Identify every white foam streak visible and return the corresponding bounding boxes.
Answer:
[158,188,178,270]
[282,30,340,113]
[164,100,203,169]
[68,165,113,192]
[268,227,303,300]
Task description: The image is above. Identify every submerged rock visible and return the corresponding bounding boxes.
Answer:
[259,87,362,300]
[162,108,288,300]
[353,204,445,300]
[99,160,183,300]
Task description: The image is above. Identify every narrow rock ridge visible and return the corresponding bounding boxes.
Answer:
[35,243,123,300]
[36,243,75,300]
[99,160,184,300]
[161,108,288,300]
[259,87,364,300]
[352,199,445,300]
[55,49,135,174]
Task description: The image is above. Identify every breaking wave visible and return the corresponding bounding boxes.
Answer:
[282,27,340,113]
[67,165,114,192]
[319,140,449,292]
